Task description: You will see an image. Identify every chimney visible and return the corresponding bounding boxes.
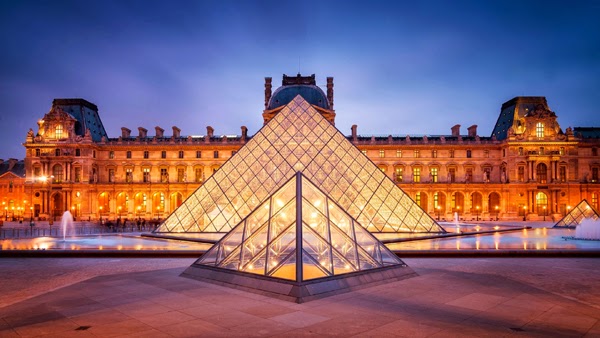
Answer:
[351,125,357,142]
[155,126,164,138]
[467,125,478,137]
[138,127,147,138]
[451,124,461,137]
[326,77,334,109]
[172,126,181,138]
[264,77,272,109]
[241,126,248,142]
[207,126,214,138]
[121,127,131,138]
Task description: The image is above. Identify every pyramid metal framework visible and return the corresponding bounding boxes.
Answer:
[554,199,600,228]
[156,95,444,234]
[196,172,404,281]
[182,172,415,302]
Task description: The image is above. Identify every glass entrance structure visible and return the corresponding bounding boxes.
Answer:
[156,95,444,234]
[555,199,600,228]
[182,172,416,303]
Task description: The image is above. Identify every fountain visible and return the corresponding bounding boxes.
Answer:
[575,218,600,240]
[61,210,73,242]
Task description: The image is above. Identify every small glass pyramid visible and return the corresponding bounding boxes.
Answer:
[195,172,404,281]
[554,199,600,228]
[156,95,444,234]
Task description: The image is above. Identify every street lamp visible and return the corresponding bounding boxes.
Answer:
[436,206,441,221]
[137,205,142,218]
[543,205,547,221]
[523,206,527,221]
[476,205,480,221]
[566,205,571,216]
[495,205,499,221]
[118,206,122,220]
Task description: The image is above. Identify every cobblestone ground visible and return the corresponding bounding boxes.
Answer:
[0,257,599,337]
[0,258,195,308]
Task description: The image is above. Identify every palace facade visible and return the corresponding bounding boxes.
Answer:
[11,74,600,223]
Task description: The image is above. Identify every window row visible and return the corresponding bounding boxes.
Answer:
[371,149,489,159]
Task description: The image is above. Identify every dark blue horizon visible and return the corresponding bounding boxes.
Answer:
[1,0,599,159]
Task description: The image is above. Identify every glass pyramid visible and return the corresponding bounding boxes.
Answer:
[195,172,404,281]
[156,95,444,233]
[554,199,600,228]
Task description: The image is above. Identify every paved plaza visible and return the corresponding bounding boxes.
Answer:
[1,257,599,337]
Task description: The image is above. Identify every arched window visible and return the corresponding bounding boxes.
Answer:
[55,125,63,139]
[52,164,63,183]
[536,192,548,215]
[536,122,545,138]
[537,163,547,184]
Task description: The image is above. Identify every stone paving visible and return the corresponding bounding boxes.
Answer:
[1,257,599,337]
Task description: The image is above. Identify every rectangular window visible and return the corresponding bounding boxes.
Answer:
[125,168,133,183]
[593,148,598,156]
[413,167,421,183]
[379,150,385,158]
[432,150,437,158]
[484,150,489,158]
[449,150,454,158]
[214,151,219,159]
[431,167,438,183]
[396,150,402,158]
[518,167,525,182]
[177,168,185,182]
[35,148,40,157]
[126,151,131,159]
[415,192,421,205]
[144,151,149,159]
[76,149,81,157]
[395,167,403,182]
[196,151,202,158]
[74,167,81,183]
[178,150,184,159]
[143,168,150,183]
[161,168,168,183]
[55,149,60,156]
[466,150,472,158]
[449,168,456,183]
[559,166,566,182]
[434,192,439,209]
[414,150,420,158]
[161,151,167,159]
[195,168,203,183]
[560,147,565,156]
[592,168,599,182]
[93,150,96,158]
[108,169,115,183]
[536,122,545,138]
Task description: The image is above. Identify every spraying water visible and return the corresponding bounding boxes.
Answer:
[575,218,600,240]
[61,210,74,242]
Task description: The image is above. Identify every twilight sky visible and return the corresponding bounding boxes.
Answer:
[1,0,599,159]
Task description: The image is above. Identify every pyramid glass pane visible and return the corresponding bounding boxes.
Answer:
[160,95,444,234]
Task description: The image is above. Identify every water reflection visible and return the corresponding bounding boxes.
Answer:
[0,236,212,251]
[386,228,600,251]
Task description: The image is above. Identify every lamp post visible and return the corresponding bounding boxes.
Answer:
[436,206,441,221]
[476,205,480,221]
[543,206,547,221]
[118,206,122,221]
[495,205,499,221]
[137,205,142,219]
[523,206,527,221]
[456,205,460,220]
[99,206,103,224]
[566,205,571,216]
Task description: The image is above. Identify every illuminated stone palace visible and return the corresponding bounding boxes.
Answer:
[10,74,600,223]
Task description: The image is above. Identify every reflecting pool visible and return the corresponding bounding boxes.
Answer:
[0,235,212,251]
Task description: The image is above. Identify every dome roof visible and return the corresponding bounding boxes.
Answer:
[267,85,330,110]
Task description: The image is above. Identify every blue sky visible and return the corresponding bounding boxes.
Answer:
[1,0,599,159]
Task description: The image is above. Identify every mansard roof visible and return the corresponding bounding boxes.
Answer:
[491,96,550,141]
[52,98,108,142]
